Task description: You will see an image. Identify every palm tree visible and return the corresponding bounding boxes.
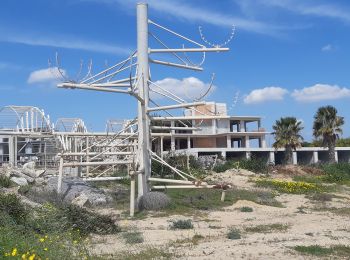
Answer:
[272,117,304,164]
[313,105,344,163]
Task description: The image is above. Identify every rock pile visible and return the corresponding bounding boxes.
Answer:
[0,162,45,186]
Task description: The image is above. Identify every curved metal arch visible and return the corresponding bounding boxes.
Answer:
[184,73,215,102]
[0,105,52,132]
[55,118,88,133]
[199,25,235,48]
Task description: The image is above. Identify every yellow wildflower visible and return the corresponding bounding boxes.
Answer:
[11,248,18,256]
[39,238,45,242]
[44,248,48,251]
[29,254,36,260]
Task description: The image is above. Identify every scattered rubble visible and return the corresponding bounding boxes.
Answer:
[10,176,28,186]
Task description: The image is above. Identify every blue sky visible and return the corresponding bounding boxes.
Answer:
[0,0,349,142]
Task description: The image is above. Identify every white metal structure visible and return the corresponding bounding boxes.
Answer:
[0,106,52,133]
[57,3,231,215]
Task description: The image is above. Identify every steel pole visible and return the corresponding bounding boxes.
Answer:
[136,3,151,200]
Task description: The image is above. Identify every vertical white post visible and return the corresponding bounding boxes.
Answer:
[269,151,275,164]
[86,137,90,175]
[313,151,318,164]
[334,151,338,163]
[292,151,298,165]
[160,136,164,159]
[57,157,64,194]
[137,3,151,200]
[130,174,135,217]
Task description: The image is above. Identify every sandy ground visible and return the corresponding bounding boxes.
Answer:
[90,170,350,259]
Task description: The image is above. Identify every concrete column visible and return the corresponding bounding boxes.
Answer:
[245,136,250,148]
[246,151,251,159]
[212,119,216,134]
[240,120,245,132]
[261,135,267,148]
[221,151,226,159]
[187,136,191,149]
[269,152,275,164]
[292,151,298,165]
[227,135,231,148]
[335,151,338,163]
[313,151,318,164]
[9,136,17,167]
[171,137,175,151]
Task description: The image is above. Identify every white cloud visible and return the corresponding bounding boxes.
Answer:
[292,84,350,102]
[321,44,333,52]
[27,67,66,85]
[150,77,216,100]
[243,86,288,104]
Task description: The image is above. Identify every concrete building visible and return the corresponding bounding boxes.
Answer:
[1,103,350,167]
[150,102,350,164]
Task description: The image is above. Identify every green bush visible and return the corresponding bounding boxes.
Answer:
[227,228,241,240]
[122,231,144,244]
[0,193,27,225]
[152,154,206,179]
[30,202,120,237]
[322,163,350,182]
[0,175,12,188]
[170,219,194,230]
[240,206,253,212]
[213,157,268,174]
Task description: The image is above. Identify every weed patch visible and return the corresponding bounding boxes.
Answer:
[122,231,144,244]
[293,245,350,257]
[227,228,241,240]
[245,223,290,233]
[240,206,253,212]
[0,175,12,188]
[170,219,194,230]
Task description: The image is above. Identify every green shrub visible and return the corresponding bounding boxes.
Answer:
[213,157,268,174]
[30,202,120,237]
[18,185,31,195]
[152,154,205,179]
[322,163,350,182]
[293,245,350,257]
[227,228,241,240]
[0,193,26,225]
[122,231,144,244]
[0,175,12,188]
[240,206,253,212]
[170,219,193,230]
